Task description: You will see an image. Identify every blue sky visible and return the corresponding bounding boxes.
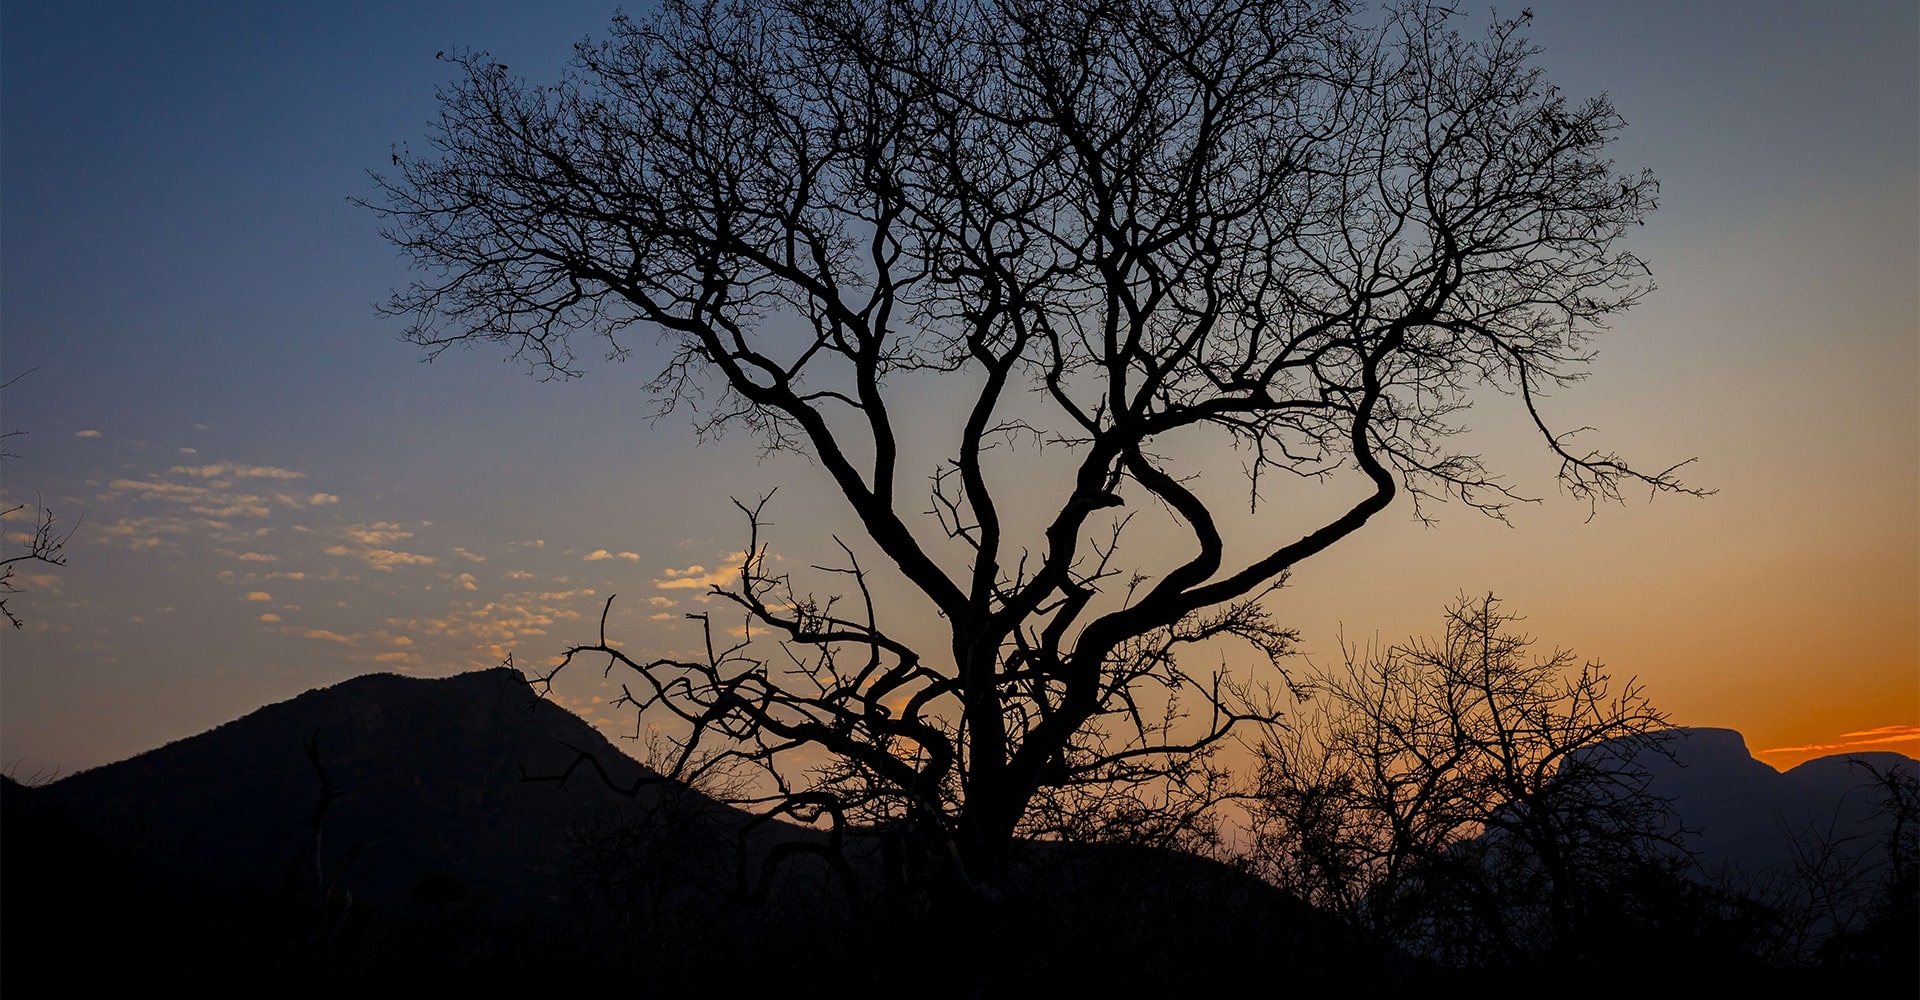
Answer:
[3,0,1915,775]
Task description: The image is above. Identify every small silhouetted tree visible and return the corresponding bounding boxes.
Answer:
[1797,759,1920,972]
[556,729,742,933]
[1,370,76,629]
[372,0,1697,894]
[1252,595,1682,964]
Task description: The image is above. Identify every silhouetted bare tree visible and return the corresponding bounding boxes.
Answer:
[1,370,76,629]
[1772,757,1920,970]
[1251,595,1682,964]
[371,0,1696,894]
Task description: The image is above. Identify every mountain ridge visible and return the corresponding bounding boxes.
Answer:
[19,666,770,913]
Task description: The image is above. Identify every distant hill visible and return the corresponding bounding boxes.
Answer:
[1626,727,1914,882]
[6,674,1907,990]
[12,667,772,914]
[1,667,1364,993]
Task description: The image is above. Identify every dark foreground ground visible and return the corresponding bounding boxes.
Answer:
[4,669,1911,996]
[6,786,1913,999]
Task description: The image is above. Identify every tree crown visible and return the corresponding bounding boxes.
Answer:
[371,0,1697,889]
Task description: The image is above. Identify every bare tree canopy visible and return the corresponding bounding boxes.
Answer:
[370,0,1697,890]
[1,369,76,630]
[1252,594,1680,962]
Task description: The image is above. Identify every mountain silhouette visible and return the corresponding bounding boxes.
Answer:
[1604,726,1913,882]
[11,668,781,914]
[5,675,1909,991]
[3,667,1361,993]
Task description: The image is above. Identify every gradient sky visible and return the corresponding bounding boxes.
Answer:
[3,0,1915,779]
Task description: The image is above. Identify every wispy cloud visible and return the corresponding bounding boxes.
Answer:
[109,478,214,502]
[361,549,437,571]
[385,589,596,667]
[1759,724,1920,757]
[104,475,278,523]
[344,522,413,547]
[326,522,437,572]
[285,627,356,645]
[15,572,62,593]
[74,429,102,439]
[584,549,641,562]
[170,462,305,480]
[654,560,740,590]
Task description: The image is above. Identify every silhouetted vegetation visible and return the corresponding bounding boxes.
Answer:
[367,0,1704,908]
[1247,596,1917,987]
[3,657,1912,993]
[0,369,76,629]
[10,0,1908,991]
[1252,595,1682,964]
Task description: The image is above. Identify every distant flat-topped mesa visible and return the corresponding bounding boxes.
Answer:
[1590,725,1914,879]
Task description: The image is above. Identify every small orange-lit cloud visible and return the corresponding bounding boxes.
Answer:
[583,549,641,562]
[110,478,212,501]
[655,561,739,590]
[92,517,175,551]
[1759,724,1920,765]
[235,552,277,562]
[363,549,435,570]
[288,628,355,645]
[343,522,412,546]
[192,499,272,519]
[258,613,282,622]
[451,546,486,563]
[74,429,102,438]
[245,591,273,602]
[385,591,594,668]
[327,524,438,572]
[170,462,304,480]
[307,493,339,506]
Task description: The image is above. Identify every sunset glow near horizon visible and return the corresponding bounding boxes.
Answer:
[2,1,1914,779]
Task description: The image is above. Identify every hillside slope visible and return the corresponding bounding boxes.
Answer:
[22,668,760,911]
